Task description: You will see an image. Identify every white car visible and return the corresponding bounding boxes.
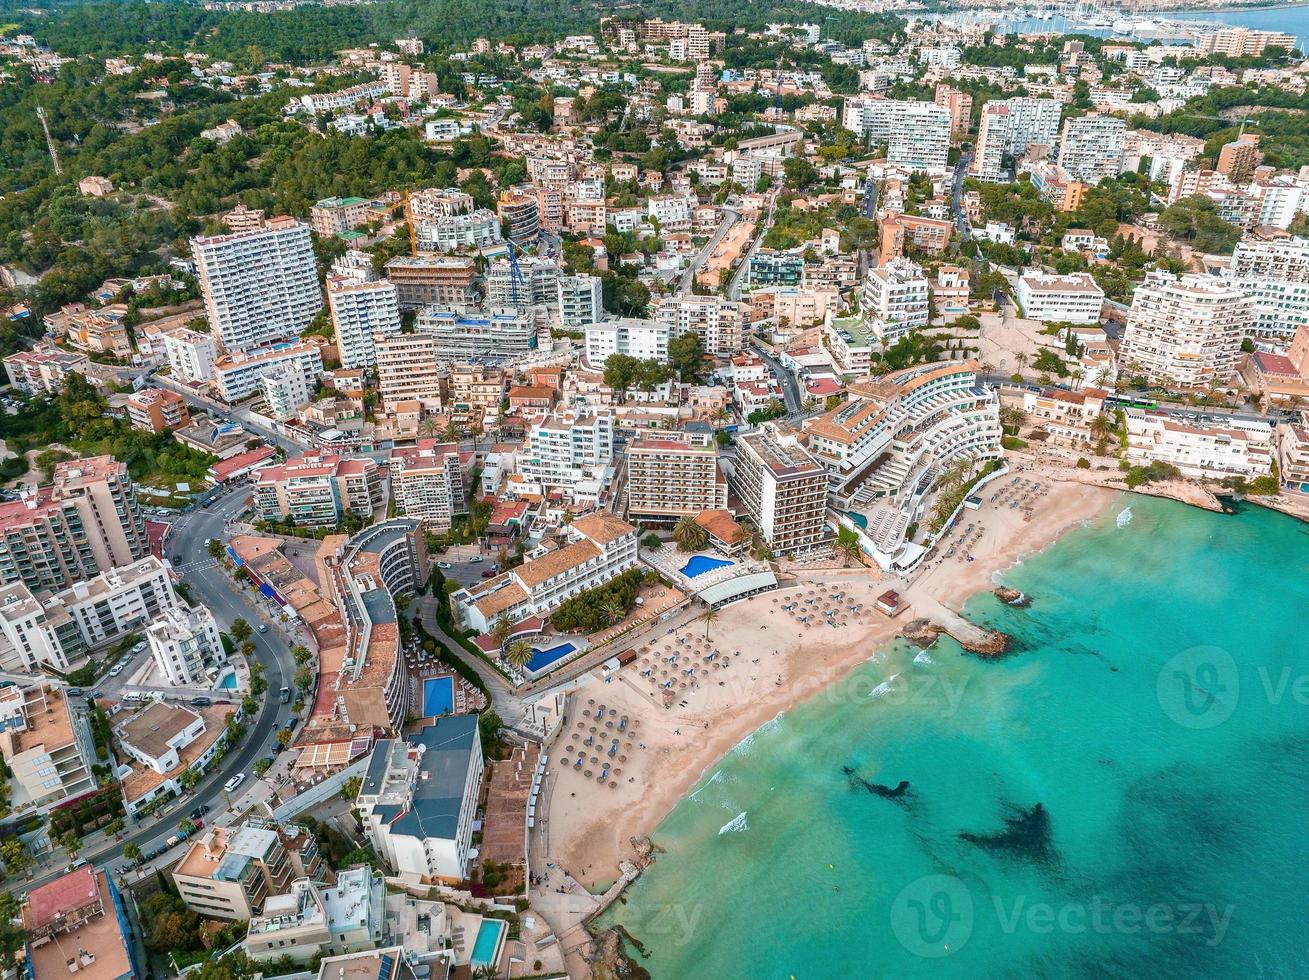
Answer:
[436,561,452,569]
[467,556,483,564]
[109,664,123,677]
[224,773,246,793]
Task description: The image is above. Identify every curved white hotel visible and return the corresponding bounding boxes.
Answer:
[802,360,1003,507]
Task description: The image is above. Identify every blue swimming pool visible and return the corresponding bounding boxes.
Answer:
[848,512,868,530]
[422,676,454,716]
[528,642,576,673]
[215,669,237,690]
[680,555,735,578]
[470,918,506,969]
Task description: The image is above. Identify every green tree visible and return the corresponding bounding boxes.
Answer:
[0,838,30,876]
[207,539,224,559]
[294,665,313,690]
[505,639,533,671]
[230,618,252,643]
[124,842,143,864]
[342,775,362,801]
[668,332,706,383]
[782,157,818,189]
[673,515,709,553]
[489,615,514,650]
[836,525,862,566]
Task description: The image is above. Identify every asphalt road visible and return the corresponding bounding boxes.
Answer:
[679,207,739,296]
[751,341,803,416]
[9,491,296,896]
[952,151,973,241]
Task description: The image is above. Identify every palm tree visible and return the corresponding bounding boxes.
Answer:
[490,615,514,650]
[1089,413,1114,454]
[601,597,625,626]
[419,418,441,439]
[836,525,862,566]
[1070,367,1084,390]
[473,966,498,980]
[505,639,533,671]
[673,515,709,553]
[1014,351,1029,375]
[702,606,718,639]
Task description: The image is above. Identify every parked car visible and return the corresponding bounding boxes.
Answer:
[66,687,83,698]
[224,772,246,793]
[109,664,123,677]
[190,696,212,707]
[481,570,496,578]
[436,561,452,569]
[132,641,146,654]
[467,556,483,564]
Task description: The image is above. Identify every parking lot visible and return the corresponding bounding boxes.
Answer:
[435,544,498,588]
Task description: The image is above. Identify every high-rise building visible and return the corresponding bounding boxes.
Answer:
[732,427,828,556]
[160,326,219,383]
[1229,236,1309,340]
[497,190,540,244]
[558,273,604,327]
[971,97,1063,181]
[1194,26,1297,57]
[326,277,401,369]
[191,216,322,351]
[519,411,615,489]
[862,259,930,342]
[1216,134,1263,183]
[1057,114,1126,186]
[485,257,560,310]
[626,432,728,521]
[0,455,147,593]
[388,441,467,530]
[842,98,952,169]
[655,295,745,355]
[934,83,973,137]
[1119,272,1253,385]
[213,341,324,403]
[374,332,444,410]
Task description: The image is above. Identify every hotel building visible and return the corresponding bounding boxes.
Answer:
[626,432,728,521]
[862,259,930,342]
[1125,409,1275,479]
[191,216,322,351]
[732,428,828,556]
[357,716,484,884]
[453,512,638,632]
[1119,272,1253,385]
[519,411,615,491]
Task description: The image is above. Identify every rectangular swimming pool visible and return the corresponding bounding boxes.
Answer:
[470,917,506,969]
[422,676,454,716]
[529,642,577,673]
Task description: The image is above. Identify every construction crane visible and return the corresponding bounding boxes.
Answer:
[504,239,526,307]
[36,106,62,176]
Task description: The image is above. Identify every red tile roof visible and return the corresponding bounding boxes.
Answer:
[26,866,99,931]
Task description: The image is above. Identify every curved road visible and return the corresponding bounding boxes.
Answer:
[11,491,295,896]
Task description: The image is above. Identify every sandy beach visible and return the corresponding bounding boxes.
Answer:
[542,474,1116,892]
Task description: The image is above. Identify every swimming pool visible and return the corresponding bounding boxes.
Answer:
[422,676,454,716]
[215,669,237,690]
[469,918,506,969]
[528,643,577,673]
[847,512,868,530]
[680,555,735,578]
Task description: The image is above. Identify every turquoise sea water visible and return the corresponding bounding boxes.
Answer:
[602,496,1309,978]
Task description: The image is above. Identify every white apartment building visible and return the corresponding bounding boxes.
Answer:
[648,195,693,230]
[584,317,672,369]
[626,432,728,520]
[520,411,614,489]
[326,277,401,369]
[862,259,930,342]
[146,603,222,687]
[57,554,179,647]
[0,684,95,812]
[972,97,1064,181]
[1119,272,1253,385]
[1057,114,1126,186]
[191,217,322,351]
[1125,409,1275,478]
[842,98,951,170]
[732,428,829,556]
[1228,236,1309,340]
[407,187,473,221]
[260,366,314,421]
[1016,272,1106,323]
[415,308,537,360]
[160,327,219,383]
[559,274,604,327]
[213,341,324,403]
[413,209,502,252]
[389,440,467,531]
[655,295,745,355]
[357,715,484,884]
[243,869,384,965]
[0,581,84,673]
[115,702,207,774]
[454,512,638,632]
[374,332,443,410]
